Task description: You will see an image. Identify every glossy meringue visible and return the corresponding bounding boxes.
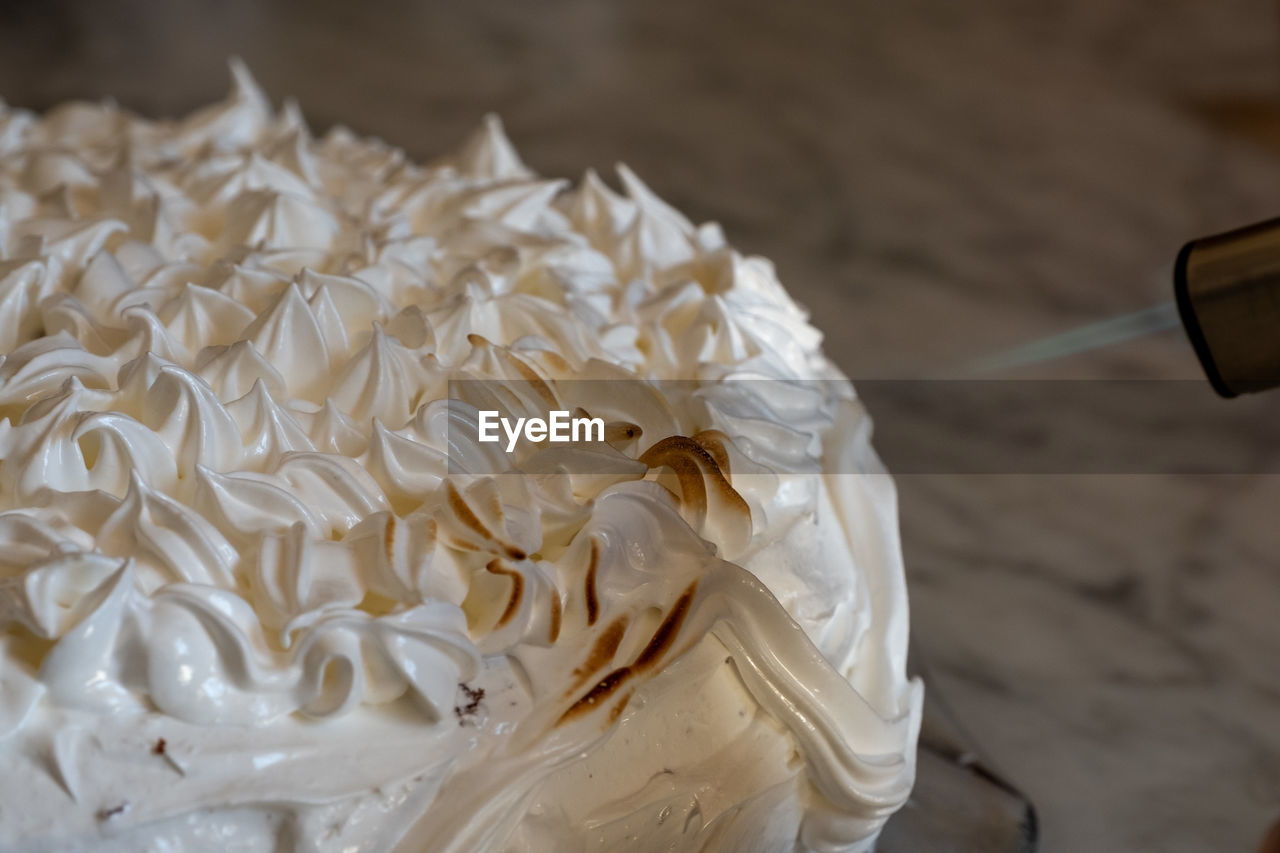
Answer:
[0,62,920,853]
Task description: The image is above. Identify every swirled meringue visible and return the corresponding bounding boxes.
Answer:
[0,62,919,853]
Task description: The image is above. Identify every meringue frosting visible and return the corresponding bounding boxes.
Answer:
[0,62,921,852]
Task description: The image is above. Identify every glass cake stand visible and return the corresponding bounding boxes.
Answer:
[877,648,1038,853]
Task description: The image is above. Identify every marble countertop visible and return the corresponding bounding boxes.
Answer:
[4,1,1279,850]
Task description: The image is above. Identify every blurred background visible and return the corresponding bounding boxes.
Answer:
[3,1,1280,850]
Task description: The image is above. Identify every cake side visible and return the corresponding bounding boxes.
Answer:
[0,64,921,853]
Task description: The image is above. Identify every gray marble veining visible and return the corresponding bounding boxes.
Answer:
[3,1,1280,850]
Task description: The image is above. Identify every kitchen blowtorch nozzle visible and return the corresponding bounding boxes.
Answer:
[1176,217,1280,398]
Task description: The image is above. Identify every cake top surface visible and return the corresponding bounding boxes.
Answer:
[0,62,919,852]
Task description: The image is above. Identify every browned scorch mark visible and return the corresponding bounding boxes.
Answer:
[384,514,396,564]
[604,421,642,445]
[568,408,640,448]
[569,615,630,692]
[549,591,562,643]
[485,559,524,628]
[503,350,559,410]
[584,536,600,626]
[447,481,492,539]
[556,582,698,727]
[608,690,634,724]
[633,584,697,672]
[692,429,732,475]
[486,489,505,529]
[557,665,633,724]
[537,350,572,373]
[639,436,749,527]
[446,481,525,560]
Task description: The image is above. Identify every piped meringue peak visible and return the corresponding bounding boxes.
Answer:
[0,62,920,853]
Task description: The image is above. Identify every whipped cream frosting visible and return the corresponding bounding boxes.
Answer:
[0,62,921,852]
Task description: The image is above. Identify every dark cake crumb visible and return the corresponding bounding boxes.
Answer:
[97,803,129,821]
[453,683,486,724]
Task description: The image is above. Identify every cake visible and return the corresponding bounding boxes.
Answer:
[0,63,921,852]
